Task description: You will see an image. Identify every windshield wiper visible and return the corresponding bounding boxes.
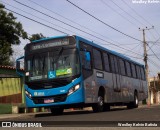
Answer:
[32,55,37,71]
[52,47,63,64]
[42,56,46,72]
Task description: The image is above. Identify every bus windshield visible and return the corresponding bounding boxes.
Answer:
[25,49,80,82]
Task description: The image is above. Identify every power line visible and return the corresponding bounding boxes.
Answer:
[13,0,137,47]
[122,43,141,55]
[121,0,160,38]
[26,0,129,46]
[27,0,116,44]
[148,59,159,77]
[3,0,145,58]
[148,54,160,56]
[2,1,76,34]
[4,3,145,68]
[148,30,157,40]
[4,1,128,50]
[4,8,68,35]
[12,0,126,46]
[30,0,145,47]
[100,0,138,28]
[123,54,143,60]
[66,0,142,42]
[147,37,160,50]
[2,2,114,47]
[10,0,143,56]
[110,0,145,26]
[148,58,160,70]
[1,0,109,44]
[121,0,151,26]
[147,44,160,61]
[4,6,140,57]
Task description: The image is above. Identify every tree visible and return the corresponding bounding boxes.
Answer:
[29,33,46,42]
[0,4,28,66]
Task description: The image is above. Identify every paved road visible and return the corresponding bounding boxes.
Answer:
[1,105,160,128]
[1,105,160,122]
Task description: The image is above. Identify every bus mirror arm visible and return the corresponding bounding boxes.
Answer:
[16,56,25,77]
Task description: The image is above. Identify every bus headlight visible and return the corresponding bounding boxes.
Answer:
[25,90,32,99]
[68,84,80,96]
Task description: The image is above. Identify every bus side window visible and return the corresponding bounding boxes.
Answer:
[140,67,145,80]
[93,48,103,70]
[103,53,110,72]
[113,56,119,74]
[125,61,131,77]
[131,64,137,78]
[136,65,141,79]
[110,55,115,73]
[119,59,126,76]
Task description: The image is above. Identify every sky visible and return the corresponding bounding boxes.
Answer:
[1,0,160,78]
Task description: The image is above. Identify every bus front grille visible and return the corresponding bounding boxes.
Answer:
[32,94,67,104]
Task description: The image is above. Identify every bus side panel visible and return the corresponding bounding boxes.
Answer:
[92,69,113,103]
[139,80,148,101]
[103,71,114,103]
[83,74,96,103]
[119,76,131,102]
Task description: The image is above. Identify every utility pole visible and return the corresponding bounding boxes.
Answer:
[139,26,154,106]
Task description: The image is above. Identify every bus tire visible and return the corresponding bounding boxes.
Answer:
[127,92,138,109]
[92,95,104,113]
[103,104,110,111]
[133,93,138,108]
[50,107,64,115]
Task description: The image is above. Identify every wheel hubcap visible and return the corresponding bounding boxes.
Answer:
[98,96,103,106]
[135,96,138,105]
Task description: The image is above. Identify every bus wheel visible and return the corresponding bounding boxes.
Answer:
[50,108,64,115]
[92,95,104,113]
[103,104,110,111]
[133,93,138,108]
[127,93,138,109]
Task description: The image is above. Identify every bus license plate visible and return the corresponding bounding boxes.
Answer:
[44,98,54,103]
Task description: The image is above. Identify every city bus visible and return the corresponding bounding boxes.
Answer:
[16,35,148,115]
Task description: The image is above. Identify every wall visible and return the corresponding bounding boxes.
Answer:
[0,66,25,114]
[0,78,23,103]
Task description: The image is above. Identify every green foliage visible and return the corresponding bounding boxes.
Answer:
[29,33,46,42]
[0,4,28,65]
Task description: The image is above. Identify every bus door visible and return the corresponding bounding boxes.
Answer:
[110,55,121,92]
[79,41,93,103]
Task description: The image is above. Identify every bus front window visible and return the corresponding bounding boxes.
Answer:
[48,51,80,79]
[25,49,80,82]
[26,53,48,81]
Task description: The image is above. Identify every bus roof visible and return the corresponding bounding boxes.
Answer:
[30,35,144,67]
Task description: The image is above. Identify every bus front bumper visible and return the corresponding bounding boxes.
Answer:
[25,85,84,108]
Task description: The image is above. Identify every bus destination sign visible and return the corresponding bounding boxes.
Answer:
[31,38,69,50]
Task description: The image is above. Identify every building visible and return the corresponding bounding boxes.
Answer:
[149,73,160,104]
